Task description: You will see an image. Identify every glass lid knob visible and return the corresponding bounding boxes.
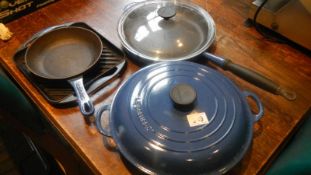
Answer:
[157,5,176,20]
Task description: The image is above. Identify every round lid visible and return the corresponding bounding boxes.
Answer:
[118,0,216,62]
[110,61,254,175]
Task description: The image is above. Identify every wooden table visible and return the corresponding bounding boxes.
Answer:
[0,0,310,174]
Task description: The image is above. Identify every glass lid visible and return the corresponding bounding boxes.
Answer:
[118,0,216,61]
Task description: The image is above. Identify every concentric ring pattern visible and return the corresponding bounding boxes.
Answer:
[110,61,253,174]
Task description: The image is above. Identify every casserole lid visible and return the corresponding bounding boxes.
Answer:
[109,61,257,174]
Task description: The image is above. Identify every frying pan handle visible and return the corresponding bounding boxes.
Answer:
[95,104,112,137]
[203,52,279,91]
[16,23,75,53]
[243,91,264,123]
[202,52,296,101]
[68,77,95,116]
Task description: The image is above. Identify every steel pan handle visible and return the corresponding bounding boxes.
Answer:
[95,104,112,137]
[243,91,264,123]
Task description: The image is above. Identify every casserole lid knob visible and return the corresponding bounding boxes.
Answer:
[170,83,196,111]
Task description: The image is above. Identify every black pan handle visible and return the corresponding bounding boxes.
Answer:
[202,52,296,100]
[16,22,75,53]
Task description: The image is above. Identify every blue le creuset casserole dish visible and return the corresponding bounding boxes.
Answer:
[95,61,264,175]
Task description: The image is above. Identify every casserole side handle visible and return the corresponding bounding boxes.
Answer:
[95,104,112,137]
[243,91,264,123]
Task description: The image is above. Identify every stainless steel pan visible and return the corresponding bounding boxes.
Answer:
[117,0,295,100]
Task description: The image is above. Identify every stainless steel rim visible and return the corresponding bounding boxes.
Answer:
[117,0,216,62]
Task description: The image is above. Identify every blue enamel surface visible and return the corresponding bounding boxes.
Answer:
[109,61,256,175]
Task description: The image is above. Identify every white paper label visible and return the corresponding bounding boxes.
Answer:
[187,112,209,127]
